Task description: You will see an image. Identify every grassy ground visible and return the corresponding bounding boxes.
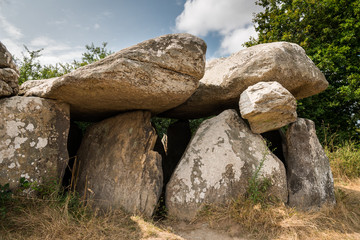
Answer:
[0,196,183,240]
[187,179,360,239]
[1,141,359,240]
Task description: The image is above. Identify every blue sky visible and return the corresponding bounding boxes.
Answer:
[0,0,261,65]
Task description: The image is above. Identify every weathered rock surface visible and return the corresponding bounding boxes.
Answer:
[0,96,70,189]
[166,110,287,220]
[0,42,19,97]
[0,42,18,70]
[76,111,163,217]
[20,33,207,121]
[284,118,336,209]
[239,81,297,133]
[162,42,328,119]
[0,80,13,97]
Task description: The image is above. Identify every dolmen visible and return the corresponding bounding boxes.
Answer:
[0,35,335,219]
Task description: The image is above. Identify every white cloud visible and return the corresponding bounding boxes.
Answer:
[27,36,83,65]
[38,50,83,66]
[176,0,259,36]
[219,25,257,55]
[1,37,81,65]
[30,36,72,51]
[0,15,23,40]
[94,23,100,29]
[30,36,55,47]
[175,0,261,56]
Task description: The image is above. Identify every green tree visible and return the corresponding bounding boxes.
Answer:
[73,42,112,68]
[246,0,360,143]
[18,42,112,84]
[18,46,43,84]
[18,46,73,84]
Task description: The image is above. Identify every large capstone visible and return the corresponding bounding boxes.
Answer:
[0,96,70,189]
[162,42,328,119]
[284,118,336,209]
[239,81,297,133]
[20,33,207,121]
[75,111,163,217]
[166,109,287,221]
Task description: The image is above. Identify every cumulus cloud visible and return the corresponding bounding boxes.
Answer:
[2,36,81,65]
[28,36,82,65]
[30,36,55,47]
[219,25,257,55]
[30,36,72,52]
[175,0,261,56]
[37,50,83,66]
[0,2,84,67]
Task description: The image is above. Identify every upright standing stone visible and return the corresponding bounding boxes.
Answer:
[166,110,287,220]
[0,96,70,189]
[0,42,19,97]
[284,118,336,209]
[76,111,163,217]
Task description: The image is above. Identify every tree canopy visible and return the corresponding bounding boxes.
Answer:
[246,0,360,143]
[18,42,112,84]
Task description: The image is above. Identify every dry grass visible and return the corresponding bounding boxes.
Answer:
[191,179,360,240]
[1,198,139,240]
[1,142,360,240]
[0,195,183,240]
[2,180,360,240]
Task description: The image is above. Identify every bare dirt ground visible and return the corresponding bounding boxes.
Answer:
[168,221,248,240]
